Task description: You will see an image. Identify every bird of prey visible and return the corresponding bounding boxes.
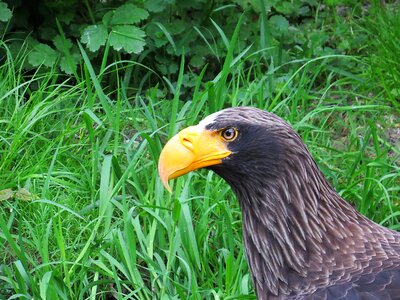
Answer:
[158,107,400,300]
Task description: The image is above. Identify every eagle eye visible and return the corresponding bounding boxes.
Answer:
[220,127,238,142]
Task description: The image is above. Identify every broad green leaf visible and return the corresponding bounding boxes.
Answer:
[102,11,114,26]
[158,61,178,74]
[189,55,205,68]
[248,0,277,12]
[40,26,57,40]
[146,20,184,49]
[0,2,12,22]
[53,35,73,51]
[110,3,149,25]
[28,44,59,67]
[58,10,74,24]
[109,25,146,54]
[298,6,310,16]
[308,31,329,48]
[155,54,178,74]
[166,19,186,35]
[144,0,167,13]
[81,24,108,52]
[269,15,289,37]
[60,51,81,74]
[274,1,301,15]
[146,24,169,48]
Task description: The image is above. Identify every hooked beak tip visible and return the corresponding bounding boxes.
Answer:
[158,165,172,193]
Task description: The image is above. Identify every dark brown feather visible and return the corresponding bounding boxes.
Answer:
[204,107,400,299]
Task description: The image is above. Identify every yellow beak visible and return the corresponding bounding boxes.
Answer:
[158,125,231,192]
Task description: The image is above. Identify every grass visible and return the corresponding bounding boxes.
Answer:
[0,4,399,300]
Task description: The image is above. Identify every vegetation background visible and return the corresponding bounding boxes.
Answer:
[0,0,399,298]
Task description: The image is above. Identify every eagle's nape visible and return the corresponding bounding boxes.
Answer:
[158,107,400,299]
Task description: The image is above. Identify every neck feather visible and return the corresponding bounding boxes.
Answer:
[229,151,397,298]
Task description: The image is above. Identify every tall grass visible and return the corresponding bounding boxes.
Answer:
[363,1,400,107]
[0,7,399,300]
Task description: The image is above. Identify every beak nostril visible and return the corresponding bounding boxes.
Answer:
[181,137,194,151]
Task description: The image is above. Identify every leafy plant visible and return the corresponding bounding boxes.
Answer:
[0,1,11,23]
[81,3,148,53]
[0,0,367,90]
[363,1,400,106]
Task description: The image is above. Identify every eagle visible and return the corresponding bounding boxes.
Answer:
[158,107,400,299]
